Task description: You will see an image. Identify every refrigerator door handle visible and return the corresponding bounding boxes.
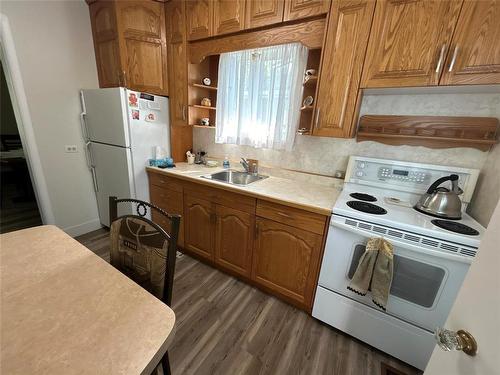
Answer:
[90,166,99,192]
[84,141,93,168]
[79,91,90,141]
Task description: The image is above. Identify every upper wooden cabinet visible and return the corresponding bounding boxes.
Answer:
[186,0,213,40]
[440,0,500,85]
[361,0,462,88]
[283,0,331,21]
[88,0,168,95]
[88,1,122,88]
[213,0,246,36]
[186,0,331,40]
[166,0,192,162]
[246,0,285,29]
[313,0,375,138]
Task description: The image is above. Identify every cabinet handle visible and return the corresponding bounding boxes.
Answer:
[315,108,321,129]
[435,44,446,73]
[182,105,187,121]
[254,222,259,239]
[448,46,459,72]
[122,70,127,87]
[276,211,292,219]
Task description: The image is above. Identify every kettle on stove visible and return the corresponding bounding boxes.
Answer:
[414,174,463,220]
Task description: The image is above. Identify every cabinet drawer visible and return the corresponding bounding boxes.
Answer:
[256,200,326,235]
[148,172,183,192]
[184,182,256,214]
[150,185,183,213]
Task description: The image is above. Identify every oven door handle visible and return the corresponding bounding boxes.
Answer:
[330,220,473,264]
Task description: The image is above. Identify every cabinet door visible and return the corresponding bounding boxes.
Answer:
[313,0,375,138]
[184,194,215,261]
[246,0,284,29]
[186,0,213,41]
[89,1,122,88]
[214,0,246,36]
[116,0,168,95]
[283,0,331,21]
[360,0,463,88]
[166,0,188,127]
[215,205,254,278]
[150,185,185,248]
[440,0,500,85]
[252,217,323,309]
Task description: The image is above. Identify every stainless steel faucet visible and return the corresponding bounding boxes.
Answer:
[240,158,250,172]
[240,158,258,175]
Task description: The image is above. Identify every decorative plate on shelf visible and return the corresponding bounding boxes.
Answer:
[303,96,314,107]
[202,77,211,86]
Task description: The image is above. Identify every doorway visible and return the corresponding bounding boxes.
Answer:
[0,61,42,233]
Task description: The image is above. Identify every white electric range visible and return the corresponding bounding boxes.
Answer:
[312,156,484,371]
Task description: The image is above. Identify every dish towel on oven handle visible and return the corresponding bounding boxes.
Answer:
[347,237,394,310]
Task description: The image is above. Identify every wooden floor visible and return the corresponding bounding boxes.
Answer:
[0,184,42,234]
[76,229,422,375]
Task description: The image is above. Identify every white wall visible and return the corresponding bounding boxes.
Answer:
[1,0,101,236]
[194,90,500,226]
[469,143,500,227]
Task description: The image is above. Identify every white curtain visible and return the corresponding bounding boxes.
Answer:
[215,43,308,151]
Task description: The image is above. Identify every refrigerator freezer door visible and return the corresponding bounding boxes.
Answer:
[81,88,130,147]
[127,90,170,203]
[90,142,135,227]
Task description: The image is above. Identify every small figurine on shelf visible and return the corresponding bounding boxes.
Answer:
[201,97,212,107]
[202,77,211,86]
[200,117,210,126]
[304,69,317,84]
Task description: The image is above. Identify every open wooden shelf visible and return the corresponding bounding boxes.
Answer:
[190,124,216,129]
[190,104,216,110]
[357,115,499,151]
[191,83,218,91]
[303,76,318,85]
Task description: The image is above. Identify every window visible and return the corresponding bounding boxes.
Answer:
[215,43,308,151]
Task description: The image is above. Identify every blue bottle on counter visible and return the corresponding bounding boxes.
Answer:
[223,156,230,169]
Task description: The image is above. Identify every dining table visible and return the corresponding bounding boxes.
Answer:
[0,225,175,374]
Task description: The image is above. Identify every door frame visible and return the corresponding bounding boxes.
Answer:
[0,13,55,225]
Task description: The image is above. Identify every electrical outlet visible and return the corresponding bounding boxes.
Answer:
[65,145,78,153]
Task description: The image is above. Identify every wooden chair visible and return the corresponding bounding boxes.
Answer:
[109,196,181,375]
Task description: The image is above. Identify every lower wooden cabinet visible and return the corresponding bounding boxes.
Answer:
[150,184,185,248]
[184,194,215,261]
[148,171,328,312]
[215,205,254,278]
[252,217,323,309]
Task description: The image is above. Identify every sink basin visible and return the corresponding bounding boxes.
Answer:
[202,169,268,186]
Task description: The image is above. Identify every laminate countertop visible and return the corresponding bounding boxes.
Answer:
[0,225,175,375]
[147,163,342,215]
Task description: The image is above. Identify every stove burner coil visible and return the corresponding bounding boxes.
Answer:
[431,220,479,236]
[346,201,387,215]
[349,193,377,202]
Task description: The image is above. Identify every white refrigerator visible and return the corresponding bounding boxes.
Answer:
[80,88,170,227]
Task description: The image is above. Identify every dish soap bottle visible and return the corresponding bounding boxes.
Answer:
[223,156,230,169]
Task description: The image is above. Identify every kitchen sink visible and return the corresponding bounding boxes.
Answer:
[201,170,268,186]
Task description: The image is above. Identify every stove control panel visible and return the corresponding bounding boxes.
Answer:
[345,156,480,204]
[377,167,428,183]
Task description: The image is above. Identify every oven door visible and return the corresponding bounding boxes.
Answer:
[318,216,471,332]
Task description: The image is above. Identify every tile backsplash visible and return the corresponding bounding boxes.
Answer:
[193,91,500,226]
